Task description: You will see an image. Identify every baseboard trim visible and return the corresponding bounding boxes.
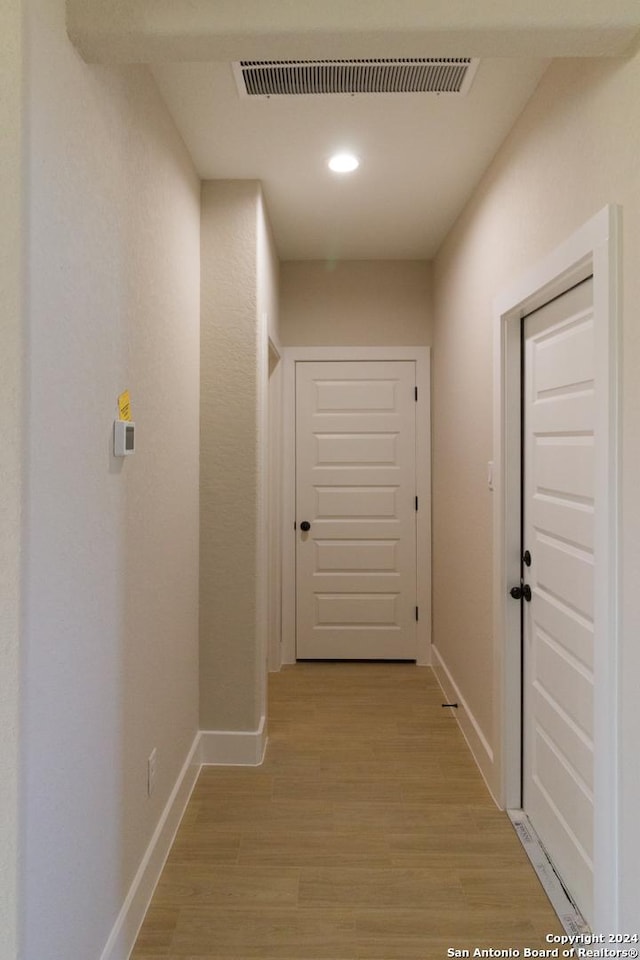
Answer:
[99,718,268,960]
[99,732,201,960]
[431,645,499,805]
[199,715,267,766]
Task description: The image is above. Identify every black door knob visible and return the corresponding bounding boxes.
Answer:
[510,584,532,602]
[300,521,311,532]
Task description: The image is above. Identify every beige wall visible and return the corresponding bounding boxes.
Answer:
[0,1,23,955]
[280,260,432,346]
[200,180,270,732]
[23,0,201,956]
[432,52,640,926]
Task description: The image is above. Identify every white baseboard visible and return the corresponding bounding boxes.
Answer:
[431,645,500,805]
[99,732,201,960]
[199,715,267,766]
[99,717,268,960]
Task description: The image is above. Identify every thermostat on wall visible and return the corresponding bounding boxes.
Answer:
[114,420,135,456]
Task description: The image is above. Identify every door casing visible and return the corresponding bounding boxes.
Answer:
[493,206,621,930]
[281,346,432,667]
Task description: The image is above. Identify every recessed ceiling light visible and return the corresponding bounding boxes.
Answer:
[328,152,360,173]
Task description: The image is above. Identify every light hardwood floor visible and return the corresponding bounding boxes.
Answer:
[132,663,564,959]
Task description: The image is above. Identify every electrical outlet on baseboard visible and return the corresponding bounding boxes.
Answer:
[147,748,157,797]
[487,460,494,492]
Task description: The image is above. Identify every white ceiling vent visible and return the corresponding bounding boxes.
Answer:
[233,58,479,99]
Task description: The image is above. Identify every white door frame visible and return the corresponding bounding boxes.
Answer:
[267,336,283,674]
[492,206,621,930]
[281,346,432,667]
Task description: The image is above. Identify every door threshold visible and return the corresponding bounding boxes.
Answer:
[508,810,590,936]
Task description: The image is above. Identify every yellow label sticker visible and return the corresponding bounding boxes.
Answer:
[118,390,132,422]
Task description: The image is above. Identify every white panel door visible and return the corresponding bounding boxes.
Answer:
[523,278,594,923]
[296,361,417,659]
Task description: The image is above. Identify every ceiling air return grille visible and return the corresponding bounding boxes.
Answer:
[233,58,479,98]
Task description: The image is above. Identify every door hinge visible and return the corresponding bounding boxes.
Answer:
[415,496,418,511]
[415,606,419,621]
[414,386,418,401]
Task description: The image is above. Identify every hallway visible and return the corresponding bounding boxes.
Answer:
[132,664,563,959]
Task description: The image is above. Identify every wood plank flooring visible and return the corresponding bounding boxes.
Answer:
[131,663,564,960]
